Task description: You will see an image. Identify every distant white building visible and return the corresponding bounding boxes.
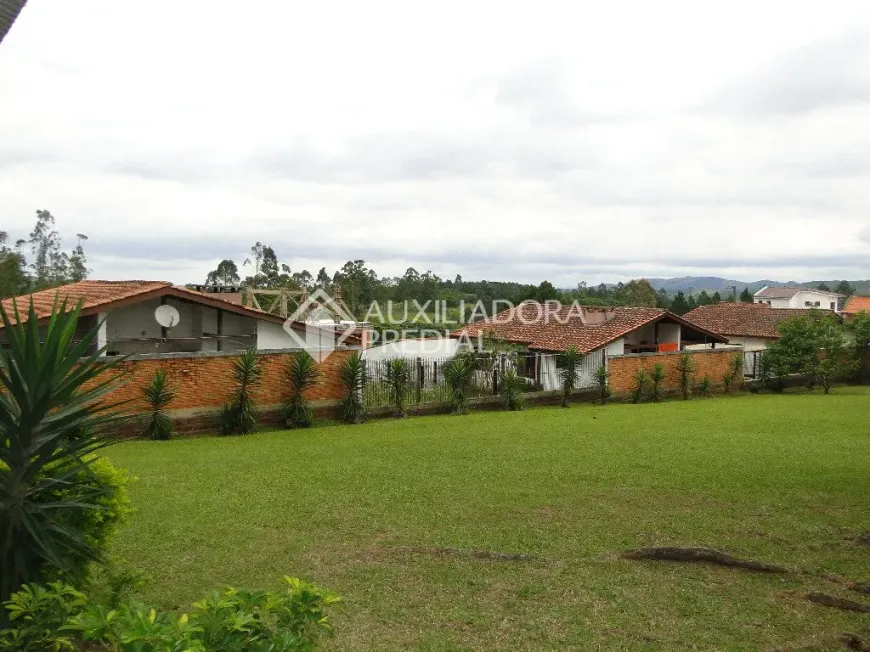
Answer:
[754,286,843,313]
[363,337,462,361]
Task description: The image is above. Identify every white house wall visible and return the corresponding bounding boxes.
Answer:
[105,298,258,355]
[657,322,681,347]
[604,338,625,356]
[726,336,772,351]
[363,338,461,360]
[756,290,840,312]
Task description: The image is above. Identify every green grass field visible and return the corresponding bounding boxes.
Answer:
[107,388,870,651]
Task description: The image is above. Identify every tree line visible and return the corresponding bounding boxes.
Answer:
[0,210,90,299]
[206,246,758,318]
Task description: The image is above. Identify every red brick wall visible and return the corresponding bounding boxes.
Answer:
[91,349,352,422]
[607,349,743,394]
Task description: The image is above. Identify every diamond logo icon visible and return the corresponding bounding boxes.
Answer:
[283,288,359,361]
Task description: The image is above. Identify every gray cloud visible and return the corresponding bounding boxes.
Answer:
[253,131,596,183]
[491,63,615,127]
[703,31,870,115]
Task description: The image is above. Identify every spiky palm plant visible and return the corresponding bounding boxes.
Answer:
[631,369,648,404]
[499,368,526,411]
[559,345,582,407]
[443,355,475,415]
[649,363,666,402]
[384,358,411,418]
[676,352,695,400]
[141,369,175,440]
[220,348,262,435]
[0,299,128,605]
[730,352,744,389]
[594,364,611,404]
[339,352,366,424]
[282,351,319,428]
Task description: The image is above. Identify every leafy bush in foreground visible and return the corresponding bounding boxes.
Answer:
[0,299,129,607]
[0,576,340,652]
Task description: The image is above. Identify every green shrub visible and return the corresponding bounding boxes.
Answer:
[384,358,412,418]
[141,369,175,440]
[649,363,665,402]
[559,346,582,407]
[499,369,526,411]
[220,348,263,435]
[0,582,86,651]
[698,375,712,396]
[631,369,648,404]
[339,352,366,424]
[443,355,475,415]
[0,299,129,606]
[594,364,611,404]
[282,351,319,428]
[676,352,695,400]
[0,577,341,652]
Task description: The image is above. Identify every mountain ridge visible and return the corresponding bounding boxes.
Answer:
[645,277,870,295]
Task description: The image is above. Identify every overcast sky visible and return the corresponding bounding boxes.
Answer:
[2,1,870,286]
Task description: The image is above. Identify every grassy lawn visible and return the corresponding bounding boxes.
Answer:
[107,388,870,651]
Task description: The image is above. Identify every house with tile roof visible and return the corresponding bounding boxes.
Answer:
[681,302,837,351]
[843,296,870,319]
[451,303,728,390]
[0,280,358,356]
[754,285,843,313]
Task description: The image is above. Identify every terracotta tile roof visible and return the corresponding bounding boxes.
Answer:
[681,303,835,339]
[1,281,171,324]
[1,280,296,331]
[844,296,870,315]
[452,303,725,353]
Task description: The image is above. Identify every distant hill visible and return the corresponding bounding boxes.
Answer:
[647,277,870,296]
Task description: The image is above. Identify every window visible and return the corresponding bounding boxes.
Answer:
[830,302,835,310]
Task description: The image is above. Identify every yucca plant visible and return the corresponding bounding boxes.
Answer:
[676,352,695,400]
[594,364,611,404]
[499,368,526,411]
[631,369,648,404]
[282,350,319,428]
[220,348,262,435]
[698,374,712,397]
[559,345,582,407]
[0,299,129,606]
[384,358,411,418]
[730,352,744,389]
[443,355,475,415]
[141,369,175,440]
[339,352,366,424]
[649,363,666,402]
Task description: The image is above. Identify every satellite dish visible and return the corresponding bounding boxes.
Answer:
[155,304,181,329]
